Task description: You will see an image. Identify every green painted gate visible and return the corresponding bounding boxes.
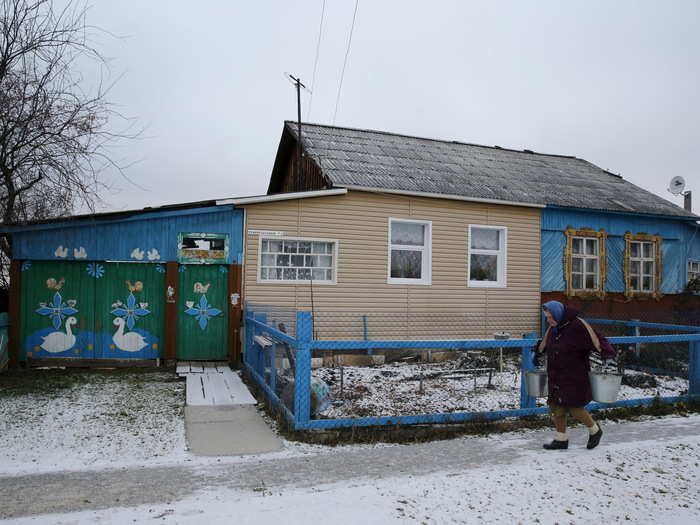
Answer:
[94,262,165,358]
[20,260,164,360]
[20,261,95,359]
[176,264,228,360]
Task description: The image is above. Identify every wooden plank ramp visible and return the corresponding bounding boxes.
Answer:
[186,375,210,406]
[179,361,256,406]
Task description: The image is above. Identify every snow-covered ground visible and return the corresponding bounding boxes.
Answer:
[0,370,186,474]
[0,369,330,476]
[0,363,687,476]
[1,368,699,524]
[313,359,688,419]
[5,417,700,525]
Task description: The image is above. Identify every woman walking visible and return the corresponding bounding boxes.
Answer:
[533,300,616,450]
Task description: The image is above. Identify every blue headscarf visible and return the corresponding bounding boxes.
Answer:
[542,300,565,334]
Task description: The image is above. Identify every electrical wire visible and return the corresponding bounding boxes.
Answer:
[332,0,359,125]
[307,0,326,121]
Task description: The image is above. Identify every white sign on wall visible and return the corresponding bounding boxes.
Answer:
[247,230,284,236]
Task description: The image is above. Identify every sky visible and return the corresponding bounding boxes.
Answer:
[76,0,700,214]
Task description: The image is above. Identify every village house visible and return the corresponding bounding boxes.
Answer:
[3,121,698,367]
[237,122,700,341]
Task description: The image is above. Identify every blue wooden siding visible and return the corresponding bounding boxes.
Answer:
[8,206,244,264]
[542,208,697,294]
[681,223,700,278]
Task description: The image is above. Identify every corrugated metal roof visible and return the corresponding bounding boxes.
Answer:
[287,121,696,219]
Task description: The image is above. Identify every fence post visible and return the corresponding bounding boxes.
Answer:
[294,311,313,430]
[0,312,8,372]
[690,341,700,397]
[243,310,254,367]
[520,333,539,409]
[270,339,278,393]
[631,319,641,358]
[254,313,267,378]
[363,314,372,355]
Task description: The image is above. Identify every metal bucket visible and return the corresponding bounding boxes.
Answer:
[525,370,548,397]
[589,371,622,403]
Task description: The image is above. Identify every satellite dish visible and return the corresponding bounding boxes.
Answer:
[668,176,686,195]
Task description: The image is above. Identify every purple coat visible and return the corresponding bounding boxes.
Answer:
[539,306,616,407]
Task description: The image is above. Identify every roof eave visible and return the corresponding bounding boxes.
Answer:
[545,204,699,222]
[220,188,347,205]
[335,185,545,209]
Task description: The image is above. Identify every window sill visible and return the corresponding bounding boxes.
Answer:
[387,278,432,286]
[624,290,662,300]
[468,281,507,289]
[567,290,606,300]
[257,279,336,286]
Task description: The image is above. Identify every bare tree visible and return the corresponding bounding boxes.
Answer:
[0,0,133,286]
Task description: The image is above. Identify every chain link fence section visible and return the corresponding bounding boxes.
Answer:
[312,311,539,342]
[582,311,699,379]
[245,302,297,338]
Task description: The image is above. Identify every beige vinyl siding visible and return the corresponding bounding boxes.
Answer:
[243,190,540,340]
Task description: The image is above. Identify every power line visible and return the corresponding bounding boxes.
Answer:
[332,0,359,125]
[307,0,326,121]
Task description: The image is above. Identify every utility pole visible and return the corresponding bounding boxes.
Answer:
[288,74,306,192]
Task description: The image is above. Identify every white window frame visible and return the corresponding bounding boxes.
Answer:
[571,236,600,291]
[467,224,507,288]
[257,236,338,285]
[629,240,656,293]
[688,260,700,283]
[387,218,432,285]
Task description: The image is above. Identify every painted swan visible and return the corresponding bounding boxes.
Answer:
[40,317,77,353]
[112,317,147,352]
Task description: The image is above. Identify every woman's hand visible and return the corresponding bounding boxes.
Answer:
[532,351,544,367]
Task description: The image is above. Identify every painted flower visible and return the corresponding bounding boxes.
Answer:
[155,264,165,273]
[178,265,187,273]
[218,265,228,274]
[86,263,105,278]
[111,292,151,330]
[184,295,222,330]
[36,292,78,330]
[21,261,32,272]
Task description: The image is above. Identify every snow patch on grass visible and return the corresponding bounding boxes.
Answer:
[312,359,688,419]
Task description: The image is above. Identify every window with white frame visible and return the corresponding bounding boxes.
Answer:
[468,225,507,287]
[259,237,336,283]
[571,237,599,290]
[629,240,656,292]
[388,218,431,285]
[688,261,700,283]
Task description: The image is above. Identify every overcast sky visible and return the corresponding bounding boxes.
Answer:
[82,0,699,214]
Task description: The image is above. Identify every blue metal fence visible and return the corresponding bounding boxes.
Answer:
[243,310,700,431]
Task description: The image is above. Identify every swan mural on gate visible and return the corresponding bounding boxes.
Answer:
[40,317,77,353]
[110,281,151,352]
[32,279,80,355]
[112,317,147,352]
[26,265,161,359]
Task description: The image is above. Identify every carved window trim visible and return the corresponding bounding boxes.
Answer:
[564,228,607,299]
[623,232,663,299]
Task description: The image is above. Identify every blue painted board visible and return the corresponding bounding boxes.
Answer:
[9,206,243,264]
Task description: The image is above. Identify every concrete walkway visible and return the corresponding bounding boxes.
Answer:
[2,415,700,520]
[177,362,283,456]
